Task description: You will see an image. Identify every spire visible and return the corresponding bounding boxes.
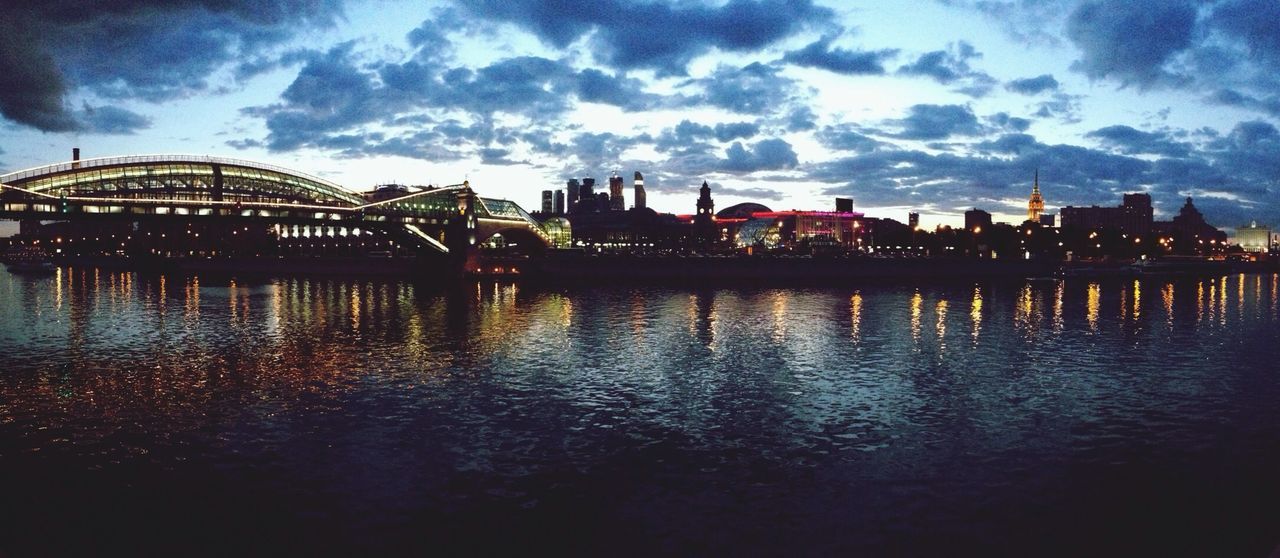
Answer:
[1033,169,1039,194]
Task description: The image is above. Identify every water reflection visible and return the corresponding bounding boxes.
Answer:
[2,269,1280,556]
[1086,282,1100,331]
[970,285,983,345]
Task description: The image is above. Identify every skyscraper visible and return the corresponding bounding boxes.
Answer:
[609,173,625,211]
[566,179,580,212]
[541,190,553,214]
[554,190,565,214]
[909,212,919,229]
[633,171,646,210]
[1028,170,1044,223]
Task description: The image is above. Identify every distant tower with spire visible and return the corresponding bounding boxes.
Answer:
[1027,170,1044,223]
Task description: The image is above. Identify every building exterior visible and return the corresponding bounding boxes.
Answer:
[541,190,553,214]
[908,212,919,229]
[566,179,580,212]
[1234,221,1272,252]
[633,171,647,210]
[695,180,716,244]
[609,173,625,211]
[735,210,866,251]
[836,197,853,213]
[964,209,992,232]
[1060,193,1152,236]
[1039,214,1055,227]
[554,190,565,215]
[1027,171,1044,223]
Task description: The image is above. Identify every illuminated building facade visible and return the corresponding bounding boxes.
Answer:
[1234,221,1272,252]
[1027,171,1044,223]
[0,154,550,261]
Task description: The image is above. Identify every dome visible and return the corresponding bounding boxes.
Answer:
[716,202,772,219]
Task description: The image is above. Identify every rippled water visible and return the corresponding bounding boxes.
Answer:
[1,267,1278,556]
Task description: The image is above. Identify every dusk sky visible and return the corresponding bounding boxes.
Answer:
[1,0,1277,230]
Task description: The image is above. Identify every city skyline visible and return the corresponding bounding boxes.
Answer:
[1,0,1277,232]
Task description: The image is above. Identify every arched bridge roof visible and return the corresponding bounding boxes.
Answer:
[0,154,365,206]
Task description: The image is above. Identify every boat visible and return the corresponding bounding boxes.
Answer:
[2,245,55,273]
[1135,256,1233,276]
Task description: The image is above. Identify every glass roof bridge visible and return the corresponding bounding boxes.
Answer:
[0,154,550,255]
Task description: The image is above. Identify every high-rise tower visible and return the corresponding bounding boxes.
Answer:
[541,190,553,214]
[566,179,580,212]
[609,172,625,211]
[553,190,565,214]
[633,171,647,210]
[1027,170,1044,223]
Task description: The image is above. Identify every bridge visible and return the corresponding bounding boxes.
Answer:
[0,154,550,274]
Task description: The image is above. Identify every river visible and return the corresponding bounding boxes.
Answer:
[1,267,1278,556]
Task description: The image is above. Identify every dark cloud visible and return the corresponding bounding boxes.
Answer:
[1086,125,1191,157]
[809,120,1280,227]
[780,35,898,75]
[1210,0,1280,70]
[896,41,996,97]
[720,139,799,173]
[937,0,1070,46]
[78,105,153,135]
[785,107,818,132]
[1032,93,1084,124]
[455,0,834,76]
[682,62,802,115]
[1005,74,1060,95]
[1205,89,1280,118]
[0,0,343,132]
[1065,0,1198,87]
[890,104,985,140]
[987,112,1033,132]
[816,124,889,153]
[713,186,786,201]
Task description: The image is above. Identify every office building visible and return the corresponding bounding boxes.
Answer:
[634,171,647,210]
[964,209,992,232]
[609,173,625,211]
[541,190,553,214]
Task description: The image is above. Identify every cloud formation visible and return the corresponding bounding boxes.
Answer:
[455,0,833,76]
[0,0,344,132]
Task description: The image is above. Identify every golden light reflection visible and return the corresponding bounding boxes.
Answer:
[1052,280,1064,331]
[971,285,983,344]
[1219,276,1228,326]
[1132,279,1141,321]
[157,274,166,316]
[1197,280,1206,324]
[935,299,948,351]
[184,276,200,321]
[1237,273,1246,318]
[910,290,922,345]
[350,283,361,331]
[54,267,63,311]
[1086,282,1100,331]
[1162,282,1174,328]
[1016,284,1033,326]
[771,290,789,341]
[850,291,862,343]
